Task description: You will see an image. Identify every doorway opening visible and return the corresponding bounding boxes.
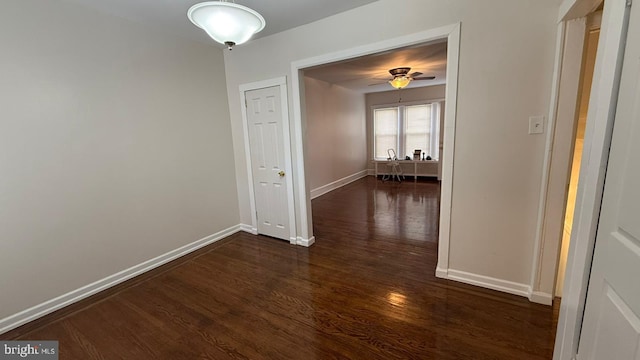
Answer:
[289,24,460,275]
[300,40,448,268]
[556,13,601,297]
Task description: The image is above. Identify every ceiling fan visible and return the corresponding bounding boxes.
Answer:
[372,67,436,89]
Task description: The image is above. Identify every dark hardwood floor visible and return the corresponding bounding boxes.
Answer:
[3,176,559,359]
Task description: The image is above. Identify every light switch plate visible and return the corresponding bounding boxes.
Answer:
[529,116,544,134]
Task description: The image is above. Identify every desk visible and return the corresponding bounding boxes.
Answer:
[373,160,439,180]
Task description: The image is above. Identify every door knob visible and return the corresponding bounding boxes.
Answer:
[278,171,285,177]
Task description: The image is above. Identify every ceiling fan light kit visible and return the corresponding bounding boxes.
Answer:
[389,76,411,89]
[187,1,266,50]
[383,67,436,89]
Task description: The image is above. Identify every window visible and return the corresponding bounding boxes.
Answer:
[373,102,440,160]
[373,107,399,160]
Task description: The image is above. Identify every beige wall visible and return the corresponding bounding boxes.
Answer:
[0,1,238,321]
[305,77,367,190]
[365,85,446,165]
[224,0,558,287]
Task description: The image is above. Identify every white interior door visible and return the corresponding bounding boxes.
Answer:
[577,2,640,359]
[245,86,291,241]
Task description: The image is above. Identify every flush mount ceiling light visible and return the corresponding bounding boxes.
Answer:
[187,1,266,50]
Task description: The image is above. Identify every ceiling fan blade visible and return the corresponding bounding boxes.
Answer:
[368,82,388,86]
[413,76,436,81]
[409,72,423,78]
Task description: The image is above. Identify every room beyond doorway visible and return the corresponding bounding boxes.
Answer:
[290,24,461,277]
[313,177,442,246]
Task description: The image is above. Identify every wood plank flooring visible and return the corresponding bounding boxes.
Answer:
[2,176,559,359]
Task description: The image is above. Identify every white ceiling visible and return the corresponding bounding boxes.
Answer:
[304,40,448,93]
[65,0,445,94]
[64,0,379,45]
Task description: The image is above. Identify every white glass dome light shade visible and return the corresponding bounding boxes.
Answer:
[188,2,266,49]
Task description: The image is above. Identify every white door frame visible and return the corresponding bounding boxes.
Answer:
[529,17,589,306]
[552,0,631,358]
[239,77,297,244]
[529,10,602,305]
[289,23,461,273]
[531,4,605,307]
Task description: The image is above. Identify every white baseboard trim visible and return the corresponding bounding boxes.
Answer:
[0,224,241,335]
[435,267,448,279]
[310,170,369,199]
[296,236,315,247]
[240,223,258,235]
[367,169,375,176]
[529,291,554,305]
[241,224,310,248]
[437,268,553,305]
[445,269,531,298]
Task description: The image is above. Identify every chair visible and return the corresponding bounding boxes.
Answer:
[382,149,404,182]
